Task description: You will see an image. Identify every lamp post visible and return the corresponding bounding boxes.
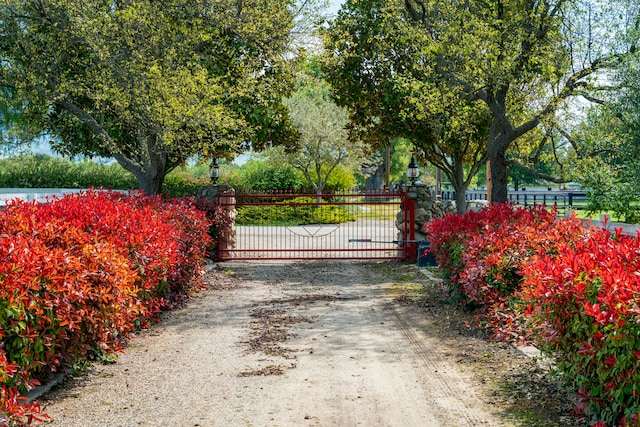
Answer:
[209,158,221,184]
[406,156,420,185]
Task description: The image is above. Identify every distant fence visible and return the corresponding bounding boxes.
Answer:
[441,188,640,236]
[0,188,129,208]
[441,189,588,214]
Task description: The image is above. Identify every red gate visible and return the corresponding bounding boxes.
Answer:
[215,190,414,261]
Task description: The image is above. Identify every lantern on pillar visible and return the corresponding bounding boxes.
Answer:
[406,156,420,185]
[209,158,221,184]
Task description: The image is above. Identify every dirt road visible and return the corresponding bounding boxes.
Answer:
[40,261,574,426]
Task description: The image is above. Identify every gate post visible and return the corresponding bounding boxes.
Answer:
[398,183,455,261]
[395,187,417,261]
[196,184,237,260]
[407,196,416,261]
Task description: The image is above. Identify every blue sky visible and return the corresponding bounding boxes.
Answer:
[326,0,344,16]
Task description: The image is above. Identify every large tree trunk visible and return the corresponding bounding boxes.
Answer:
[486,115,512,204]
[487,147,510,204]
[135,172,165,195]
[451,154,468,214]
[454,187,467,214]
[114,143,168,195]
[365,163,385,191]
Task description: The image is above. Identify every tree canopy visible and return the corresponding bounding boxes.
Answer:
[568,53,640,222]
[322,0,640,204]
[320,0,490,211]
[263,67,365,195]
[0,0,300,194]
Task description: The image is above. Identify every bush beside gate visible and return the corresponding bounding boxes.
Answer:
[0,190,211,426]
[426,204,640,426]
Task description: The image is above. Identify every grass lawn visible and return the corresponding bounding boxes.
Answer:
[351,202,400,221]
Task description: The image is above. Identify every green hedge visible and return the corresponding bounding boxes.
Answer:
[0,154,136,189]
[236,197,355,225]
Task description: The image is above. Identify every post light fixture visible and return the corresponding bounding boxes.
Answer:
[406,156,420,184]
[209,158,221,184]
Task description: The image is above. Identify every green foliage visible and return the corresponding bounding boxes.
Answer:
[322,0,639,204]
[0,154,223,198]
[261,64,366,194]
[320,0,490,208]
[0,154,136,189]
[292,163,356,192]
[318,165,356,192]
[0,88,44,155]
[389,139,413,184]
[236,197,355,225]
[581,170,640,224]
[569,55,640,224]
[217,157,356,194]
[0,0,298,194]
[234,159,302,192]
[162,170,209,198]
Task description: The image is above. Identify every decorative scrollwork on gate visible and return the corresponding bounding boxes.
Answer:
[285,224,339,238]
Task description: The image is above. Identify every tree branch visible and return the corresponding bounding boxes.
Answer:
[528,133,549,164]
[508,158,566,183]
[579,93,606,105]
[513,54,622,140]
[55,99,140,174]
[404,0,426,24]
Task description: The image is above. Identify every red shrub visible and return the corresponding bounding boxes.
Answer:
[0,205,141,373]
[426,204,587,341]
[520,227,640,426]
[0,386,48,426]
[132,195,212,302]
[427,203,640,425]
[194,196,235,259]
[0,190,211,424]
[9,190,211,317]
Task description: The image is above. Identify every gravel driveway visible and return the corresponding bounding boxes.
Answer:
[37,261,560,426]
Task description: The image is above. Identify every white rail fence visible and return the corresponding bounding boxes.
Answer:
[0,188,130,208]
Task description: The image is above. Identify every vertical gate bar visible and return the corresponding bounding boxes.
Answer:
[227,190,410,260]
[401,193,408,260]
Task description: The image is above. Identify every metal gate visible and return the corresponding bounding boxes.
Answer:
[216,190,414,261]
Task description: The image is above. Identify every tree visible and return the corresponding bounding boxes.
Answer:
[413,100,490,212]
[568,54,640,222]
[237,159,302,192]
[0,88,46,155]
[506,124,568,190]
[359,138,414,191]
[263,70,366,196]
[323,0,640,204]
[320,0,489,212]
[0,0,299,194]
[400,0,639,203]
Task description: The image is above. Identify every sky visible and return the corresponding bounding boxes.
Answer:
[326,0,344,17]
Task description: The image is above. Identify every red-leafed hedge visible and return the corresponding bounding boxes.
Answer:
[426,204,640,426]
[426,203,593,341]
[520,228,640,426]
[0,190,211,426]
